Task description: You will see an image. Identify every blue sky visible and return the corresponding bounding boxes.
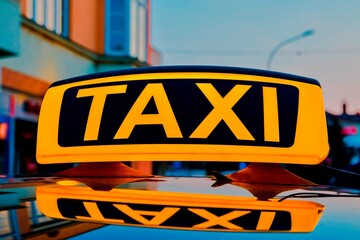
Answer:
[151,0,360,114]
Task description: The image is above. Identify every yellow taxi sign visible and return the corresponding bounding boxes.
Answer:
[37,66,328,164]
[36,184,324,232]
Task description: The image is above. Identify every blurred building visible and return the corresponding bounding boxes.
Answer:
[0,0,161,178]
[337,103,360,148]
[333,103,360,173]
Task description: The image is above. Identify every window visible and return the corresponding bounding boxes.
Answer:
[25,0,68,37]
[130,0,147,62]
[106,0,128,55]
[105,0,148,62]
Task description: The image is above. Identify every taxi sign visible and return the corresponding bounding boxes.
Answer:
[36,183,324,232]
[37,66,328,164]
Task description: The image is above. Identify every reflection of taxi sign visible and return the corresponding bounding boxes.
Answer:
[36,184,324,232]
[36,66,328,164]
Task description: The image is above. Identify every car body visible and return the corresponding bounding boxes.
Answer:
[1,174,360,239]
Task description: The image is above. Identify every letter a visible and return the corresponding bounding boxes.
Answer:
[114,83,182,139]
[114,204,180,226]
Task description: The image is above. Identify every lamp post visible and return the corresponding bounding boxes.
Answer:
[266,29,314,70]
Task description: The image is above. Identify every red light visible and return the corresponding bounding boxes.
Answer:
[0,122,8,140]
[23,100,41,115]
[341,126,358,136]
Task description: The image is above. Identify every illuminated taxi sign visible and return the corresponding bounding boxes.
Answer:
[60,80,297,146]
[37,66,328,164]
[36,185,324,232]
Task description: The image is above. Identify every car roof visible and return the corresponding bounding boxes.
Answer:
[30,175,359,238]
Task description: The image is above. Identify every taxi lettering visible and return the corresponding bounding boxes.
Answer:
[58,199,291,231]
[58,79,298,148]
[75,83,279,142]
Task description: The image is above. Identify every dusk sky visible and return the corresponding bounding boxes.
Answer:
[151,0,360,114]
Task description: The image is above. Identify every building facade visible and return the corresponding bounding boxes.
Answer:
[0,0,161,178]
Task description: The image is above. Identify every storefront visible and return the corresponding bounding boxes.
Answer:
[0,66,50,178]
[0,90,42,177]
[0,94,10,176]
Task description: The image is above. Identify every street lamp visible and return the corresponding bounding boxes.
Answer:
[266,29,314,70]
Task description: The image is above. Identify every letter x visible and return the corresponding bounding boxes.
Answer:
[190,83,254,140]
[188,208,250,230]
